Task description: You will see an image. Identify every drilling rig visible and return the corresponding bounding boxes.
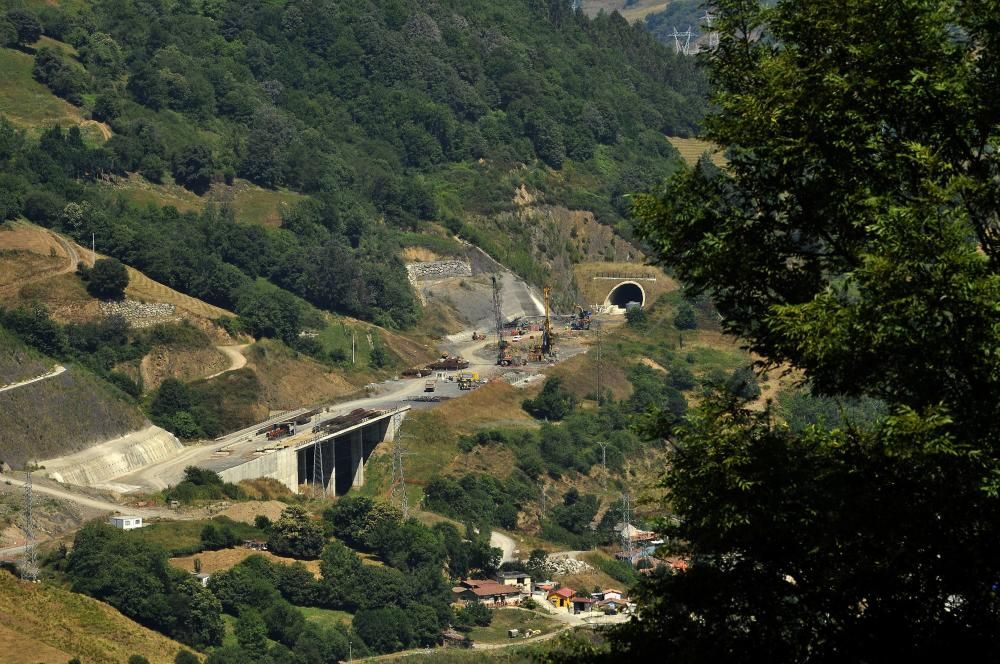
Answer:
[541,286,554,356]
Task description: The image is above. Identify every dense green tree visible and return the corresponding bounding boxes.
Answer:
[172,144,214,194]
[267,506,325,559]
[235,608,269,661]
[5,9,41,45]
[725,366,760,401]
[672,302,697,330]
[84,258,129,300]
[0,17,17,47]
[522,376,577,421]
[617,0,1000,660]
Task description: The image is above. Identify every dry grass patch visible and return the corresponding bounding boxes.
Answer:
[0,570,194,664]
[124,263,234,319]
[546,346,632,402]
[666,136,727,168]
[435,380,537,430]
[218,498,289,523]
[170,547,322,578]
[246,339,357,409]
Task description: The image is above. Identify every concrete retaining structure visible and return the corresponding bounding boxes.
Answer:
[405,260,473,281]
[218,446,299,490]
[41,425,183,487]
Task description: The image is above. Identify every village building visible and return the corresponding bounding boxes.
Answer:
[496,571,532,592]
[570,596,595,614]
[547,586,575,609]
[453,579,526,606]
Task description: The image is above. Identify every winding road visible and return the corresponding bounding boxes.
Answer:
[206,344,249,379]
[0,365,66,394]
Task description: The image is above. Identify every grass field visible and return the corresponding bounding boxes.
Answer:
[301,606,354,628]
[0,570,196,664]
[0,44,108,143]
[666,136,727,168]
[108,174,307,227]
[130,517,265,556]
[467,608,561,644]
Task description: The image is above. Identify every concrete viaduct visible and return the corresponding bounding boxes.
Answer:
[217,406,408,495]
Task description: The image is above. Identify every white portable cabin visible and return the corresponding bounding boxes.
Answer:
[109,515,143,530]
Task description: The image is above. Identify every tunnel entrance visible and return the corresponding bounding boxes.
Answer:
[605,282,646,309]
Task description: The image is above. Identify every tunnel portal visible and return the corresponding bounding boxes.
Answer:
[605,281,646,309]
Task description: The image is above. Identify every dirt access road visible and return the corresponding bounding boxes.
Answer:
[205,344,249,379]
[0,364,66,393]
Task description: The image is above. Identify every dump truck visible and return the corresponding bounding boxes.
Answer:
[457,371,478,390]
[424,380,436,393]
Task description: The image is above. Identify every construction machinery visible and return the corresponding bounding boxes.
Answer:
[541,286,555,356]
[424,380,436,393]
[492,275,511,366]
[425,356,469,371]
[571,305,592,330]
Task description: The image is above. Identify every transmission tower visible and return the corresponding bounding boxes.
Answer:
[619,492,633,564]
[312,439,326,498]
[19,470,39,582]
[597,441,608,490]
[702,11,719,50]
[670,26,696,55]
[491,275,505,365]
[390,412,410,519]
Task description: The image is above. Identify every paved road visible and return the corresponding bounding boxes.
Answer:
[0,364,65,393]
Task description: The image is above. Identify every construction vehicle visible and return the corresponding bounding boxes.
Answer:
[265,423,292,440]
[458,371,478,390]
[425,356,469,371]
[424,380,436,393]
[471,331,486,341]
[571,305,592,330]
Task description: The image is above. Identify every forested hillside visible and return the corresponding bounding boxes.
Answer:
[0,0,708,332]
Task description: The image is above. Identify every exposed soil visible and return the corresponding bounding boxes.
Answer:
[217,499,288,524]
[140,346,230,393]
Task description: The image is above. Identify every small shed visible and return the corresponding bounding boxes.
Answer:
[109,515,143,530]
[571,596,595,613]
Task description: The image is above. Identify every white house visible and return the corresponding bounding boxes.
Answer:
[109,515,143,530]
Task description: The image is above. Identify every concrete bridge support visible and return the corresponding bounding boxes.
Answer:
[350,430,364,488]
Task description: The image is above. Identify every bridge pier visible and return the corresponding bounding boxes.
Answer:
[350,429,364,488]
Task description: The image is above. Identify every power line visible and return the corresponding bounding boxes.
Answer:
[390,412,411,519]
[311,438,326,498]
[597,441,608,490]
[595,321,602,406]
[619,492,633,564]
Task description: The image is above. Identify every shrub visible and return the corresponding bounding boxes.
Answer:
[673,303,697,330]
[84,258,129,300]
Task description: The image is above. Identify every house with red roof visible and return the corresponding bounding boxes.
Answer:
[452,579,526,606]
[547,586,576,609]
